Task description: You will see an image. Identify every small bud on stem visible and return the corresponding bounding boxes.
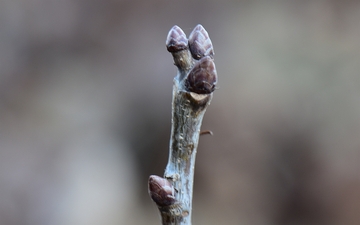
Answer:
[185,56,217,94]
[166,26,188,53]
[149,175,176,207]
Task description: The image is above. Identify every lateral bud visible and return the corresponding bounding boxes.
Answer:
[148,175,176,207]
[188,24,214,60]
[185,56,217,94]
[166,25,188,53]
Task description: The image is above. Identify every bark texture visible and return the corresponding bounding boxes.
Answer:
[148,24,217,225]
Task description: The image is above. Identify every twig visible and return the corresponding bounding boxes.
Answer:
[148,24,217,225]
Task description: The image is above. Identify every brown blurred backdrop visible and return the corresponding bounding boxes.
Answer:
[1,0,360,224]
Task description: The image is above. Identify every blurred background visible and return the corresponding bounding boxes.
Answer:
[1,0,360,224]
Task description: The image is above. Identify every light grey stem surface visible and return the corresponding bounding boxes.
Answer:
[148,24,217,225]
[161,79,212,225]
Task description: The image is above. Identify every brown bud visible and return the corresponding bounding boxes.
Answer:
[185,56,217,94]
[148,175,176,207]
[188,24,214,60]
[166,25,188,53]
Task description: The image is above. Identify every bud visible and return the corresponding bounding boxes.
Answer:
[185,56,217,94]
[148,175,176,207]
[166,25,188,53]
[188,24,214,60]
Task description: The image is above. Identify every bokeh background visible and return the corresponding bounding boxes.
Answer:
[1,0,360,224]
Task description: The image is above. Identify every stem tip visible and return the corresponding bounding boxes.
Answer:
[166,25,188,53]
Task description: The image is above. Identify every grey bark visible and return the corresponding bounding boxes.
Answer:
[148,24,217,225]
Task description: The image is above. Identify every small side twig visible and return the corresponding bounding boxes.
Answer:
[148,24,217,225]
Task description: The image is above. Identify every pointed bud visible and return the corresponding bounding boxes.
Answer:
[148,175,176,207]
[166,25,188,53]
[188,24,214,60]
[185,56,217,94]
